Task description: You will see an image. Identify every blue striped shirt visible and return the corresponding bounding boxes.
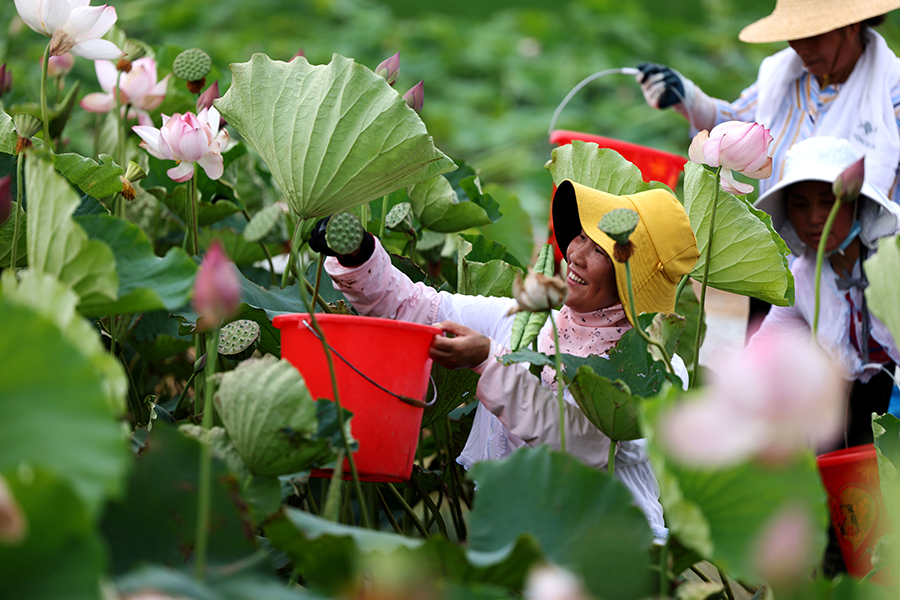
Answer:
[711,71,900,203]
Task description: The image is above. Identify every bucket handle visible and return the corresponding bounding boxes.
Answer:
[302,320,437,409]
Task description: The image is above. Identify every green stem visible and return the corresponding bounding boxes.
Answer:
[40,43,52,152]
[410,471,448,537]
[552,319,566,453]
[379,195,388,239]
[187,170,199,256]
[674,273,690,306]
[313,253,325,307]
[241,209,277,286]
[812,200,845,344]
[607,439,616,478]
[376,486,404,535]
[691,166,722,388]
[9,151,24,271]
[194,327,220,580]
[385,483,429,537]
[625,260,674,374]
[444,416,468,540]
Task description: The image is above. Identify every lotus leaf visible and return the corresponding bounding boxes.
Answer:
[214,355,343,477]
[215,53,456,219]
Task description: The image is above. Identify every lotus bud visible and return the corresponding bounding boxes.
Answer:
[689,121,773,195]
[0,474,27,544]
[46,53,74,77]
[833,156,865,204]
[0,175,10,226]
[598,208,639,263]
[194,353,207,373]
[510,271,568,314]
[193,240,241,326]
[291,48,305,62]
[196,81,220,112]
[375,52,400,86]
[0,64,10,98]
[403,80,424,113]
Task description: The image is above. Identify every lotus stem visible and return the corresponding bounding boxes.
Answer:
[312,253,325,307]
[9,151,24,271]
[40,43,52,152]
[187,170,199,256]
[812,199,845,344]
[379,194,388,239]
[674,273,690,306]
[444,416,468,539]
[410,471,448,537]
[385,482,429,537]
[691,166,722,388]
[194,326,219,580]
[376,486,404,535]
[241,209,277,286]
[114,69,126,219]
[625,260,674,374]
[552,319,567,453]
[321,449,344,522]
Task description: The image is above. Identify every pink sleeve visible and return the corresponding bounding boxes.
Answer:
[324,238,441,325]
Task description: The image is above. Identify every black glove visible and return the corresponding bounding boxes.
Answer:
[308,215,376,267]
[636,62,688,110]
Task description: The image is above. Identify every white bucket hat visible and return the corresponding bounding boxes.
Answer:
[753,137,900,255]
[739,0,900,44]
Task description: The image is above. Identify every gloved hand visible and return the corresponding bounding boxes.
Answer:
[636,62,693,109]
[635,62,717,131]
[309,216,377,267]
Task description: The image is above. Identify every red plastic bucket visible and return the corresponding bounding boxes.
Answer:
[548,130,688,264]
[816,444,889,577]
[273,313,441,482]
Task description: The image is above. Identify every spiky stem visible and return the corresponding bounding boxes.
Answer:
[812,200,845,343]
[194,326,219,580]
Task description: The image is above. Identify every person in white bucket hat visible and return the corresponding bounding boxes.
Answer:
[746,136,900,450]
[636,0,900,204]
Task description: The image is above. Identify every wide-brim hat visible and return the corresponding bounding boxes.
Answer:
[753,137,899,255]
[739,0,900,44]
[552,180,699,325]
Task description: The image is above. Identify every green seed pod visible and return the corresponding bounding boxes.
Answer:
[598,208,639,246]
[217,319,260,360]
[325,211,364,255]
[385,201,413,232]
[173,48,212,82]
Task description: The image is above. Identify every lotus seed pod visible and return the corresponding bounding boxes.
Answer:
[173,48,212,82]
[325,211,364,255]
[385,201,413,232]
[598,208,639,246]
[217,319,260,360]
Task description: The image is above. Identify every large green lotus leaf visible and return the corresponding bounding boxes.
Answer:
[865,235,900,343]
[0,109,16,153]
[54,152,124,198]
[408,173,495,232]
[25,154,118,310]
[568,365,644,442]
[476,183,534,267]
[0,469,106,600]
[873,413,900,559]
[74,214,197,316]
[642,399,828,583]
[547,141,651,193]
[421,362,481,428]
[0,295,129,517]
[265,507,543,596]
[456,233,523,297]
[215,355,344,477]
[215,53,456,219]
[683,162,794,306]
[468,446,654,600]
[0,201,27,268]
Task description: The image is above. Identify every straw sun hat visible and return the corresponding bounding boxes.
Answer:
[739,0,900,44]
[552,180,699,325]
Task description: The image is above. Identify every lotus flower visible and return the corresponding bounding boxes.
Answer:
[689,121,773,195]
[47,52,74,77]
[375,52,399,86]
[752,505,817,588]
[509,271,568,314]
[0,474,27,544]
[833,156,865,203]
[659,330,844,467]
[193,241,240,325]
[403,80,424,113]
[0,64,12,98]
[14,0,123,59]
[132,107,230,182]
[81,57,170,126]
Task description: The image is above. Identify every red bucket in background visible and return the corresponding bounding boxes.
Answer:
[548,130,688,264]
[273,313,441,482]
[816,444,889,577]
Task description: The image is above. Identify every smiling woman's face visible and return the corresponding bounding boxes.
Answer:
[563,230,619,313]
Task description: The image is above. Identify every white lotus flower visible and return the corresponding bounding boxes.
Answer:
[14,0,123,59]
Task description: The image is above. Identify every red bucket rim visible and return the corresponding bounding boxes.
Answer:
[273,312,443,337]
[816,443,876,467]
[549,129,686,163]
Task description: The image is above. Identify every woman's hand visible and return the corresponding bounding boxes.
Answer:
[429,320,491,370]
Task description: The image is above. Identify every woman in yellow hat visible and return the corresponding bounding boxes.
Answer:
[315,181,699,539]
[637,0,900,204]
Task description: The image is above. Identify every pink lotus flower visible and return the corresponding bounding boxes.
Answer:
[14,0,123,59]
[659,330,844,467]
[689,121,773,195]
[47,52,74,77]
[132,107,230,182]
[375,52,399,86]
[193,241,240,326]
[196,81,219,112]
[833,156,865,202]
[403,80,424,113]
[752,505,817,587]
[81,57,170,126]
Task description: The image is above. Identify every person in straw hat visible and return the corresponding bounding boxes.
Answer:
[636,0,900,204]
[747,136,900,450]
[313,181,699,540]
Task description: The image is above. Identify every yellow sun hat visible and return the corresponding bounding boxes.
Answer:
[552,180,699,325]
[739,0,900,44]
